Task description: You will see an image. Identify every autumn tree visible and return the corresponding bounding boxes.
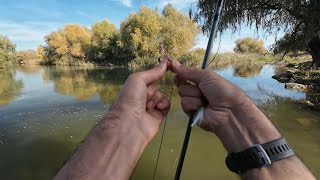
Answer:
[192,0,320,69]
[37,45,48,63]
[0,35,16,68]
[234,37,267,54]
[44,24,91,64]
[161,4,198,58]
[120,6,162,59]
[16,50,40,65]
[90,20,120,63]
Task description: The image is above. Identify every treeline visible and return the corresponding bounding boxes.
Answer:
[38,4,199,68]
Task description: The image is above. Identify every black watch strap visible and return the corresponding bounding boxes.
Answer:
[225,138,294,174]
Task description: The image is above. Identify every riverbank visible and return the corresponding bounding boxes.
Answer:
[272,61,320,110]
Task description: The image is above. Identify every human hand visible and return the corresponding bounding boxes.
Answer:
[106,60,171,143]
[170,60,281,152]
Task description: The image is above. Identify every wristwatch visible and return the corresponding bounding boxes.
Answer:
[225,138,295,174]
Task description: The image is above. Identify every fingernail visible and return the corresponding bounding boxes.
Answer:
[147,100,154,108]
[174,60,181,65]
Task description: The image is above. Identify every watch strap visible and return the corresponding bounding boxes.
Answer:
[261,138,294,162]
[226,138,294,174]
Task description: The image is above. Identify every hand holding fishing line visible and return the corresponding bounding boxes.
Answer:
[112,60,171,142]
[169,60,281,151]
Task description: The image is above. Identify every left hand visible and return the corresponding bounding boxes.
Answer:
[106,60,171,142]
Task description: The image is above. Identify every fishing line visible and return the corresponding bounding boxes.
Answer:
[207,33,222,67]
[152,83,174,180]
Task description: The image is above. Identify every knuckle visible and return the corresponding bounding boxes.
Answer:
[181,98,189,108]
[128,73,138,80]
[155,90,164,99]
[203,70,213,77]
[178,87,185,96]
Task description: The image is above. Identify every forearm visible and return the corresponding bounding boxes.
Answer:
[54,112,149,180]
[215,98,315,180]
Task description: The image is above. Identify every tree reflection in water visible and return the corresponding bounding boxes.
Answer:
[233,63,263,78]
[42,66,130,103]
[0,70,24,106]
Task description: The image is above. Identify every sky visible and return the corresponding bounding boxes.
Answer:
[0,0,281,52]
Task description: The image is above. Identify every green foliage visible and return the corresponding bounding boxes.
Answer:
[192,0,320,67]
[90,20,120,64]
[0,35,16,69]
[234,38,267,54]
[44,24,91,64]
[178,48,206,67]
[128,57,158,70]
[161,4,198,58]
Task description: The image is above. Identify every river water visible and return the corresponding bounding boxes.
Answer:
[0,64,319,179]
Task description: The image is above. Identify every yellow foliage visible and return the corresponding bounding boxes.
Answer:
[234,37,267,54]
[45,24,91,63]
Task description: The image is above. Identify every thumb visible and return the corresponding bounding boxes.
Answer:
[170,60,209,84]
[139,60,169,84]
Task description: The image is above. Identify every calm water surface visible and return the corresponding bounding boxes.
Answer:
[0,65,319,179]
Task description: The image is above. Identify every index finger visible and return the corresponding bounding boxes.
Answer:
[170,60,211,85]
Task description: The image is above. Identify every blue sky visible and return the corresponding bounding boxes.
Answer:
[0,0,282,52]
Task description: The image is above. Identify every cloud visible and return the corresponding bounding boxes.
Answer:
[114,0,132,7]
[0,20,61,50]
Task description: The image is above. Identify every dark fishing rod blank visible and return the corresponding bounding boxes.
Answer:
[174,0,225,179]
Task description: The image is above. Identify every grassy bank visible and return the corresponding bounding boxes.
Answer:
[126,52,312,72]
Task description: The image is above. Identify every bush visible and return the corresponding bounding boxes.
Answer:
[178,48,206,67]
[0,35,16,69]
[234,37,267,54]
[16,50,40,65]
[128,57,158,71]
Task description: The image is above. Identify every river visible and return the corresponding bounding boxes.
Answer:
[0,64,319,179]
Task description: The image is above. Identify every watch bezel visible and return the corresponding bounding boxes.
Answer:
[251,144,272,167]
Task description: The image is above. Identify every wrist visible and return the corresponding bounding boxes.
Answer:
[215,98,281,153]
[101,110,150,145]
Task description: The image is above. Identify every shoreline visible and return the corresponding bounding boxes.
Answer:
[272,62,320,111]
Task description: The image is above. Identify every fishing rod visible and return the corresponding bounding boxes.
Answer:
[174,0,224,179]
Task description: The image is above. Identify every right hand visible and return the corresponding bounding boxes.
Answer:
[169,60,281,152]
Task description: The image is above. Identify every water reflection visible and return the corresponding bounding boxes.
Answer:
[233,63,262,78]
[17,65,42,74]
[43,67,129,102]
[0,70,23,106]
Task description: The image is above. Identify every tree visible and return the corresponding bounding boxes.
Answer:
[37,45,48,63]
[90,20,120,63]
[44,24,91,64]
[16,50,40,65]
[161,4,198,58]
[120,6,162,59]
[234,37,267,54]
[0,35,16,68]
[192,0,320,68]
